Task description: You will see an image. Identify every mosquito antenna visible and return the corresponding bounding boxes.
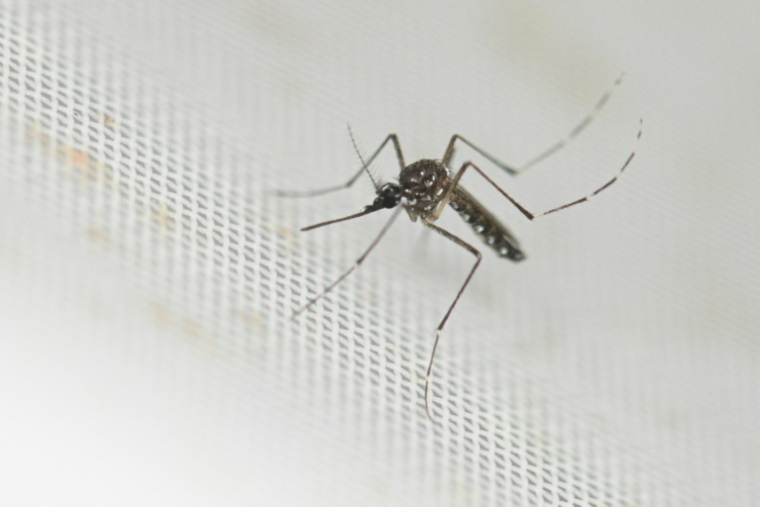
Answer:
[347,123,380,191]
[301,205,383,232]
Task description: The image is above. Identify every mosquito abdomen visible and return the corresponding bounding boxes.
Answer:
[448,186,525,261]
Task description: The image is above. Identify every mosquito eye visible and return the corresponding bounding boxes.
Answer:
[382,193,399,208]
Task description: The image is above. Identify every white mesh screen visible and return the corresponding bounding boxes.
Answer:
[1,1,758,506]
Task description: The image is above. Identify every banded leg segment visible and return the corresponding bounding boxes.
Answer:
[421,221,482,424]
[442,73,626,175]
[520,73,626,173]
[435,119,642,222]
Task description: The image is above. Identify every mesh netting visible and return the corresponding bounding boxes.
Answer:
[1,2,758,506]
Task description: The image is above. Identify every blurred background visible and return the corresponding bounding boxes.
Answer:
[1,1,758,505]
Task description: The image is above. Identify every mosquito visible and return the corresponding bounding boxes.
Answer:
[279,74,642,423]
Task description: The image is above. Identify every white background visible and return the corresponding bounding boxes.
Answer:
[1,1,758,505]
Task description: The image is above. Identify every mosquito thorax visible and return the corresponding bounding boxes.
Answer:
[399,159,450,219]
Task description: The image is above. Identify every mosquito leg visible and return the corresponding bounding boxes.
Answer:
[435,119,642,222]
[420,220,482,424]
[519,72,625,173]
[442,133,520,174]
[275,133,406,198]
[291,206,403,318]
[442,73,626,175]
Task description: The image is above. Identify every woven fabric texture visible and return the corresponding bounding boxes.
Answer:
[1,2,758,506]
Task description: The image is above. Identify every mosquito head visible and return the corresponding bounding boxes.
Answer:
[371,182,402,209]
[301,182,401,232]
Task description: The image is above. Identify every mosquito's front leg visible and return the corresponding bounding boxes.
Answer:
[292,206,403,318]
[275,132,406,198]
[421,220,482,423]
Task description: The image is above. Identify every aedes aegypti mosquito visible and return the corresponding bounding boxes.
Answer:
[279,75,642,423]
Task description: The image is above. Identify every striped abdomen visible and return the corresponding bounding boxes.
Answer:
[448,186,525,262]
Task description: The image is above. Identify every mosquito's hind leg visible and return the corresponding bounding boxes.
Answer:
[442,134,520,175]
[292,206,403,318]
[442,73,626,175]
[434,118,642,222]
[519,73,625,172]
